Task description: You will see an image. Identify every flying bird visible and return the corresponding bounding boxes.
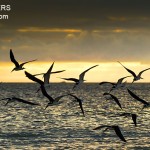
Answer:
[40,85,68,109]
[68,94,85,116]
[10,49,37,72]
[103,92,122,109]
[61,65,98,89]
[33,62,65,86]
[118,61,150,83]
[93,125,126,142]
[99,76,130,92]
[127,88,149,110]
[119,113,137,127]
[1,97,40,106]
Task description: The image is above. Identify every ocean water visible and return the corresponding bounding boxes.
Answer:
[0,83,149,150]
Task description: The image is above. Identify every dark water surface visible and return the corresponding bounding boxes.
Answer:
[0,83,149,149]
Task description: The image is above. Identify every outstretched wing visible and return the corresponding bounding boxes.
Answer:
[61,78,79,83]
[20,59,37,67]
[25,71,44,85]
[40,85,54,103]
[131,114,137,127]
[69,94,85,116]
[93,125,110,130]
[114,126,126,142]
[99,81,115,86]
[117,76,131,85]
[118,61,136,78]
[10,49,19,67]
[13,97,40,105]
[44,62,55,84]
[138,68,150,78]
[109,94,122,109]
[127,89,149,105]
[79,65,98,81]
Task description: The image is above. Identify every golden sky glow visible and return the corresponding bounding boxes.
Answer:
[1,61,150,83]
[17,27,82,33]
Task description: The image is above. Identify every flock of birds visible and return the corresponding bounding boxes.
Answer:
[1,49,150,143]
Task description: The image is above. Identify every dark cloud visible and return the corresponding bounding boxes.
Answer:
[1,0,150,63]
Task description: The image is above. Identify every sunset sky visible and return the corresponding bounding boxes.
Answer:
[1,0,150,82]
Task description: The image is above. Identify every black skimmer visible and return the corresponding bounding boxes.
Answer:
[127,88,149,110]
[33,62,65,89]
[103,93,122,109]
[68,94,85,116]
[119,113,137,126]
[118,61,150,83]
[1,97,40,106]
[99,76,130,92]
[93,125,126,142]
[10,49,37,72]
[40,85,68,109]
[61,65,98,89]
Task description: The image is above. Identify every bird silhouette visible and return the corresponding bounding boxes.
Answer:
[61,65,98,89]
[93,125,126,142]
[10,49,37,72]
[118,61,150,83]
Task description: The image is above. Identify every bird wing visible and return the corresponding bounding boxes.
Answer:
[93,125,110,130]
[43,62,55,84]
[118,61,136,78]
[138,68,150,78]
[117,76,131,85]
[55,94,68,102]
[33,73,44,76]
[51,70,65,74]
[109,94,122,109]
[99,81,115,85]
[13,97,40,105]
[127,89,149,105]
[61,78,79,83]
[20,59,37,67]
[79,65,98,81]
[114,126,126,142]
[69,94,85,116]
[40,85,54,103]
[25,71,44,85]
[131,114,137,127]
[10,49,19,67]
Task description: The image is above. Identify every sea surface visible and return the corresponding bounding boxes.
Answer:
[0,83,149,150]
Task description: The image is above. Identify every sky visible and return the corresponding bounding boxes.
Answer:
[1,0,150,82]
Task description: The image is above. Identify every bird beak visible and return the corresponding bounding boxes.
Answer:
[11,69,14,72]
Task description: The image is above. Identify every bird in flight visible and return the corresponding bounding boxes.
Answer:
[118,61,150,83]
[99,75,130,92]
[40,85,69,109]
[93,125,126,142]
[33,62,65,86]
[61,65,98,89]
[10,49,37,72]
[119,113,137,127]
